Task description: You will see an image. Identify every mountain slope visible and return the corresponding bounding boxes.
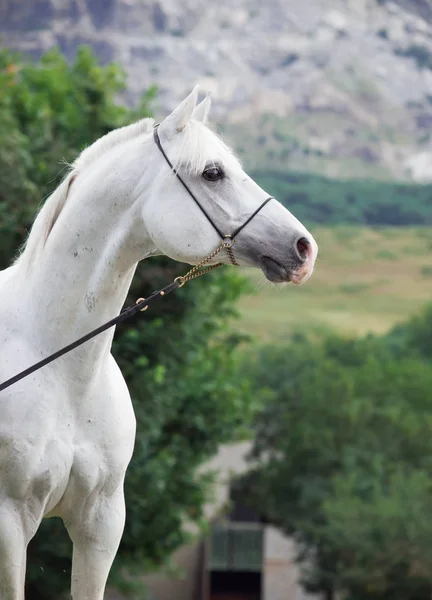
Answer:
[2,0,432,180]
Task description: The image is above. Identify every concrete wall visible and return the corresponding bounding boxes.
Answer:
[143,542,203,600]
[263,526,320,600]
[143,442,252,600]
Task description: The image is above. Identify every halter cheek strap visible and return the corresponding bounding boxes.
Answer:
[153,124,273,265]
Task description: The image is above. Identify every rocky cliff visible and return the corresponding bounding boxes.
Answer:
[2,0,432,180]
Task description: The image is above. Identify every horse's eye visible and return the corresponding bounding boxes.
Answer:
[203,166,223,181]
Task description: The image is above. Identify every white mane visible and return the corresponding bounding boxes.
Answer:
[16,118,155,269]
[73,117,155,171]
[14,116,241,271]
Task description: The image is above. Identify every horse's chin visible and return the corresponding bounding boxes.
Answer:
[260,257,291,284]
[260,257,313,285]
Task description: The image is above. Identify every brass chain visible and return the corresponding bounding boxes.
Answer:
[225,243,239,267]
[174,239,237,287]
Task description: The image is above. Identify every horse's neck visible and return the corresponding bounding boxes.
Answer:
[16,161,156,372]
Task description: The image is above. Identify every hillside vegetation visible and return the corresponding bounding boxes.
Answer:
[235,226,432,340]
[253,170,432,225]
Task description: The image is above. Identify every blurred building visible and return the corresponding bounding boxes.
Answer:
[139,443,321,600]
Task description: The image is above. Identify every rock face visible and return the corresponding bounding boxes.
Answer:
[2,0,432,180]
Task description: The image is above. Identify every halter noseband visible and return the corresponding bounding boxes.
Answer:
[153,124,273,265]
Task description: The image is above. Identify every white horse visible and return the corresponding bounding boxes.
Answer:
[0,86,317,599]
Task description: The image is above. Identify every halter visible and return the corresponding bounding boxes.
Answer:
[0,126,274,393]
[153,124,273,268]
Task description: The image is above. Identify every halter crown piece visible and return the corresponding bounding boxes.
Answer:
[152,124,273,270]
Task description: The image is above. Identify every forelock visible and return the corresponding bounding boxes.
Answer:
[171,120,243,176]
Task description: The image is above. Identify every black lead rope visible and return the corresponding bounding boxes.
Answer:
[0,125,274,393]
[0,281,180,393]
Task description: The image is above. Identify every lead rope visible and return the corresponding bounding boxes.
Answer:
[0,242,231,393]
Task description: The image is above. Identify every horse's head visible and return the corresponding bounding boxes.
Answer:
[143,86,317,284]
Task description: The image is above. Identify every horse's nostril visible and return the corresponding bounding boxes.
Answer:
[296,237,310,261]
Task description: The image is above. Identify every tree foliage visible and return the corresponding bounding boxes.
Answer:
[0,46,137,266]
[0,48,252,598]
[239,308,432,600]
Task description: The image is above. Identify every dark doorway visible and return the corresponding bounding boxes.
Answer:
[210,570,261,600]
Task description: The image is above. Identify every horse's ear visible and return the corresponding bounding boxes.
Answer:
[192,91,211,123]
[160,85,200,138]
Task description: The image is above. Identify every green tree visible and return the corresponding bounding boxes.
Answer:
[0,48,252,598]
[319,466,432,599]
[239,327,432,599]
[387,303,432,361]
[0,46,147,267]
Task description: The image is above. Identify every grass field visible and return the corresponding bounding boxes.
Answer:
[234,227,432,340]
